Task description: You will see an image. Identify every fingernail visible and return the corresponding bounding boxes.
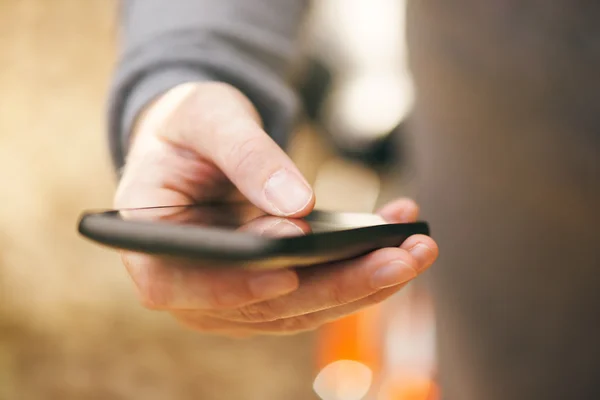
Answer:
[248,271,298,299]
[409,244,436,271]
[263,219,305,237]
[264,169,313,216]
[371,261,417,289]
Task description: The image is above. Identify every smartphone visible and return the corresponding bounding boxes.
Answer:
[77,202,429,270]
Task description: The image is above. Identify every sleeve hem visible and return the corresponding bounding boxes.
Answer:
[107,67,213,176]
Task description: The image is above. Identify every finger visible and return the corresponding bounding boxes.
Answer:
[115,123,233,209]
[209,246,420,323]
[377,197,420,223]
[210,232,439,323]
[172,285,405,335]
[156,82,315,217]
[243,284,406,334]
[121,251,299,311]
[399,234,439,273]
[238,215,311,237]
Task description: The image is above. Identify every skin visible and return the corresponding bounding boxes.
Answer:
[114,81,439,337]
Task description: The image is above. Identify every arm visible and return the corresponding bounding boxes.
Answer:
[108,0,310,172]
[108,1,438,337]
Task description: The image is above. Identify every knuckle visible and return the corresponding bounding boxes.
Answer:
[205,289,241,311]
[374,247,407,261]
[326,283,351,307]
[235,302,278,323]
[206,282,251,310]
[277,315,317,334]
[225,133,268,177]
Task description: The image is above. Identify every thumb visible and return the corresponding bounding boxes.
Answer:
[155,82,315,217]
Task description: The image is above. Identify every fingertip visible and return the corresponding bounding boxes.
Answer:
[262,219,310,237]
[378,197,420,223]
[400,234,439,272]
[263,169,315,217]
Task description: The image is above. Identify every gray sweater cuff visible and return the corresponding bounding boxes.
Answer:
[108,60,299,176]
[108,67,211,176]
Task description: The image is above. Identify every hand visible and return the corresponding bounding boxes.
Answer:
[115,82,439,336]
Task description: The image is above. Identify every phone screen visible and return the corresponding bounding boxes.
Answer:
[79,202,429,266]
[107,202,389,237]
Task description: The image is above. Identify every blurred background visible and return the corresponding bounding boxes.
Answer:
[0,1,435,399]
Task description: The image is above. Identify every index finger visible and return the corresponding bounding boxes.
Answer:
[156,82,315,218]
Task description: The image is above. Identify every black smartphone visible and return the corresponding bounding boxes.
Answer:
[77,202,430,270]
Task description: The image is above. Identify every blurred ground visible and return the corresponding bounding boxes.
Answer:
[0,1,316,398]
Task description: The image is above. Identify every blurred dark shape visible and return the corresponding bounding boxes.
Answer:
[297,57,333,122]
[296,56,406,171]
[327,121,406,171]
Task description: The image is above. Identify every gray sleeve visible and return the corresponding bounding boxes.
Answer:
[107,0,310,173]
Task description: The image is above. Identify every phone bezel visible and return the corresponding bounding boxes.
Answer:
[77,207,430,269]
